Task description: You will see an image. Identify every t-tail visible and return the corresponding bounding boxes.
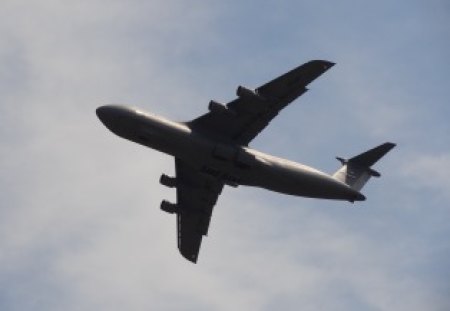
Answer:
[333,142,396,196]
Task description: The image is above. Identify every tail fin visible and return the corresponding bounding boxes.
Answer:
[333,142,396,192]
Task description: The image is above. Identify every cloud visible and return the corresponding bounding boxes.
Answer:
[1,1,449,311]
[400,153,450,199]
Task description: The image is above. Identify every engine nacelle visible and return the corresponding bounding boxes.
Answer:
[236,85,265,102]
[160,174,177,188]
[208,100,235,116]
[160,200,178,214]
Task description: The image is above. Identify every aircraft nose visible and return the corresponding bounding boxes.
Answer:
[96,105,117,127]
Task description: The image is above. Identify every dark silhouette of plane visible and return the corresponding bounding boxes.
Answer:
[97,60,395,263]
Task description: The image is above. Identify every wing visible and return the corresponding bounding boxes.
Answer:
[189,60,335,145]
[175,158,224,263]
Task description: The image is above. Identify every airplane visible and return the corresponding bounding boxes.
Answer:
[96,60,395,263]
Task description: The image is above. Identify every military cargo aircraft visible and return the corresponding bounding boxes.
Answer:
[96,60,395,263]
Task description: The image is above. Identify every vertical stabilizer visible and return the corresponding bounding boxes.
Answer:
[333,142,395,192]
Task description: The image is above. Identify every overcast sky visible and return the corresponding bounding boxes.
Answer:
[1,1,449,310]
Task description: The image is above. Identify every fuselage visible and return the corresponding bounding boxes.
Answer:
[96,105,365,202]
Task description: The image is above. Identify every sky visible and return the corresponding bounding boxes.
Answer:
[0,0,449,310]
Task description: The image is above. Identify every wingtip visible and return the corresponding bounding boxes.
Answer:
[179,247,198,264]
[182,254,198,264]
[382,142,397,152]
[310,59,335,69]
[386,142,397,148]
[324,60,336,68]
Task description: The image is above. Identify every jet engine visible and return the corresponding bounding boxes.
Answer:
[236,85,265,102]
[161,200,178,214]
[208,100,235,115]
[160,174,177,188]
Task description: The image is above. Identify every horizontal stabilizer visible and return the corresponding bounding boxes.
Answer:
[333,142,396,192]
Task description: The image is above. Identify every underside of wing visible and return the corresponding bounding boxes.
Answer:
[189,60,334,145]
[174,158,224,263]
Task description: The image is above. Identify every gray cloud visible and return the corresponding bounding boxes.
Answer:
[1,1,449,310]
